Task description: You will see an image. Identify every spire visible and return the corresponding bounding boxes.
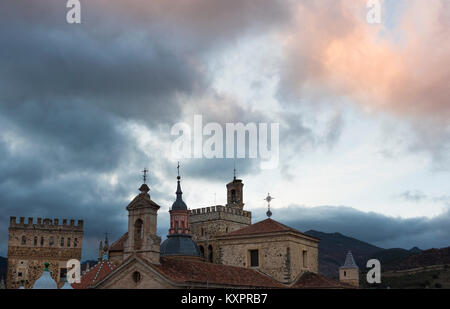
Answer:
[102,233,109,261]
[265,193,274,218]
[171,162,187,210]
[98,240,103,262]
[104,232,109,250]
[341,251,358,269]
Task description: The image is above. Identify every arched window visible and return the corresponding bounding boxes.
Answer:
[134,219,143,249]
[21,236,26,245]
[133,271,141,283]
[61,237,64,247]
[40,236,44,246]
[208,245,213,263]
[34,236,38,246]
[344,271,347,277]
[231,189,237,203]
[49,236,54,246]
[67,238,71,247]
[199,245,205,258]
[74,238,78,248]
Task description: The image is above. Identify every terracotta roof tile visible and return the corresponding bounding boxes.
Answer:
[141,256,285,288]
[72,260,116,289]
[109,232,128,252]
[222,218,319,240]
[291,272,355,289]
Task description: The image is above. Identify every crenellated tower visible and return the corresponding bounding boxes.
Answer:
[7,216,83,289]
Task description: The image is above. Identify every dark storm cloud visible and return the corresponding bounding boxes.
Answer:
[251,205,450,250]
[0,0,294,259]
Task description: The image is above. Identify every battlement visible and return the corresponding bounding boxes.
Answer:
[9,216,84,230]
[189,205,251,218]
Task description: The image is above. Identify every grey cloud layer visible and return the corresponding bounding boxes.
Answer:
[251,205,450,250]
[0,0,448,259]
[0,0,293,259]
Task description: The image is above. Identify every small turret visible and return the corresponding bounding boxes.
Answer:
[339,251,359,287]
[33,262,57,289]
[226,170,244,209]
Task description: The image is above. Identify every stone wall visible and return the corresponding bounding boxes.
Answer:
[7,216,83,289]
[217,233,319,283]
[339,268,359,287]
[96,261,175,289]
[190,205,251,242]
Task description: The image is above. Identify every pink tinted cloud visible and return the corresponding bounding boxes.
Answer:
[280,0,450,122]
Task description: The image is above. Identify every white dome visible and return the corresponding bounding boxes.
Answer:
[60,281,73,289]
[33,264,57,289]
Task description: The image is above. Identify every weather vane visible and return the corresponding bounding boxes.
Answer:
[142,168,148,184]
[177,161,180,179]
[264,193,274,218]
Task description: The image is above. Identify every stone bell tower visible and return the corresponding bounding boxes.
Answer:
[123,169,162,264]
[226,168,244,209]
[339,251,359,287]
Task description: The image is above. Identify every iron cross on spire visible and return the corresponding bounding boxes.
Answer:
[177,161,180,178]
[265,193,274,218]
[141,168,148,184]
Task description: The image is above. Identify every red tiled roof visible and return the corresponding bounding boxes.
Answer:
[72,260,116,289]
[140,256,285,288]
[109,232,128,252]
[222,218,319,240]
[291,272,355,289]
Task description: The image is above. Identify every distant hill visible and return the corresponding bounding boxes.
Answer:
[303,230,430,278]
[409,246,423,254]
[305,230,383,278]
[383,247,450,271]
[369,248,413,265]
[81,260,98,272]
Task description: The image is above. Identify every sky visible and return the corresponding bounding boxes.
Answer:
[0,0,449,260]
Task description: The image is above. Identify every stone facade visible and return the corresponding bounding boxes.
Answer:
[94,259,175,289]
[339,268,359,287]
[215,232,319,283]
[7,216,83,289]
[189,177,251,263]
[190,206,251,262]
